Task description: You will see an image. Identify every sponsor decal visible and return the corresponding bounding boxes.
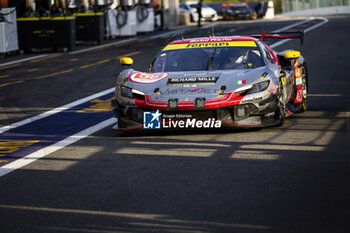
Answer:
[189,38,234,43]
[163,118,221,129]
[129,72,169,84]
[295,89,303,103]
[143,110,162,129]
[234,80,246,85]
[163,41,257,51]
[281,77,286,85]
[159,88,219,95]
[296,77,302,85]
[168,76,218,84]
[266,87,278,94]
[293,60,302,85]
[143,111,221,129]
[261,72,268,78]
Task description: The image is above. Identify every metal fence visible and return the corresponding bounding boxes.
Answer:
[283,0,350,12]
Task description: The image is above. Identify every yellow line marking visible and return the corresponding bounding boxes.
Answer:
[30,54,61,63]
[0,75,9,79]
[79,59,112,69]
[0,63,22,70]
[70,58,79,61]
[0,80,24,87]
[73,13,103,16]
[116,51,141,59]
[0,141,39,157]
[35,69,74,79]
[77,98,113,113]
[27,68,39,72]
[0,160,8,163]
[17,17,75,21]
[0,69,74,87]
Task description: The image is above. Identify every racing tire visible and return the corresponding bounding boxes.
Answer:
[275,80,286,127]
[297,63,309,113]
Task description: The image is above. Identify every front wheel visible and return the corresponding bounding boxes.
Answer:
[275,81,286,127]
[297,63,308,112]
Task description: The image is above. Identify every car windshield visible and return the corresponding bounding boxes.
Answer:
[151,46,264,72]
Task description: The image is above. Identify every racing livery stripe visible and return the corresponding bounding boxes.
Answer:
[163,41,257,51]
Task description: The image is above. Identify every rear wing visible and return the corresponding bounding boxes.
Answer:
[250,30,304,45]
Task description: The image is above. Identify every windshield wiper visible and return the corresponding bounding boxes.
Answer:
[206,48,217,71]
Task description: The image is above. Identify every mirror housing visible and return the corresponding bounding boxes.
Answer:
[284,51,300,60]
[120,57,133,66]
[120,57,133,71]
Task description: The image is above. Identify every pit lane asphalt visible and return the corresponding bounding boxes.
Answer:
[0,16,349,233]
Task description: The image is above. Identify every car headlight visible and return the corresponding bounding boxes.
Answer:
[120,86,145,99]
[247,80,270,95]
[120,86,134,98]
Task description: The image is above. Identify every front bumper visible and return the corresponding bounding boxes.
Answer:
[111,95,280,131]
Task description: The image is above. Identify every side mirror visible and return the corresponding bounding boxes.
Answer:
[284,51,300,60]
[120,57,133,71]
[120,57,133,66]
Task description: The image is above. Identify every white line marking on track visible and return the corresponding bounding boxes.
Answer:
[270,17,329,48]
[0,87,114,134]
[272,18,311,33]
[0,118,117,177]
[69,38,137,55]
[0,55,49,68]
[303,17,329,33]
[149,23,217,39]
